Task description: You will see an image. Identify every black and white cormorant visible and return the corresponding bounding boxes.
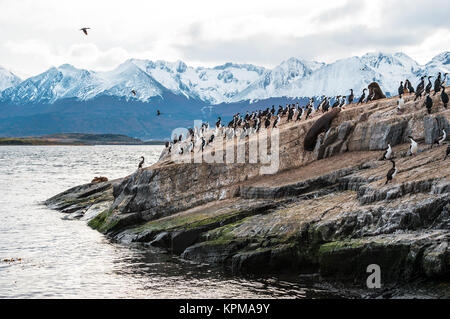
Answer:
[305,106,313,120]
[348,89,354,104]
[272,115,280,128]
[406,79,414,94]
[208,134,215,145]
[357,89,367,105]
[131,89,137,96]
[432,129,447,148]
[380,144,392,160]
[414,76,426,101]
[408,136,418,156]
[434,73,442,95]
[322,97,330,112]
[441,73,448,86]
[264,116,271,129]
[424,93,433,114]
[398,81,404,96]
[397,94,405,112]
[385,160,397,185]
[201,137,206,152]
[425,76,433,94]
[441,86,448,108]
[444,145,450,160]
[138,156,144,169]
[331,96,341,108]
[296,107,304,121]
[287,107,294,122]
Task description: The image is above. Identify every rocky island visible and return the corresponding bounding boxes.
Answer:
[45,90,450,297]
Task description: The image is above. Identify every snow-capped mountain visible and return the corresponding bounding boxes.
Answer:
[234,52,445,101]
[0,66,21,92]
[130,59,266,103]
[232,58,324,102]
[0,51,448,105]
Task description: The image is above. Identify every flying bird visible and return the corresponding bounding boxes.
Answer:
[80,27,90,35]
[131,90,137,96]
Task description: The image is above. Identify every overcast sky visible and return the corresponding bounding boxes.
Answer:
[1,0,449,78]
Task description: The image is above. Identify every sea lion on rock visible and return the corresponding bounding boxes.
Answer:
[91,176,108,184]
[304,107,341,151]
[367,82,386,101]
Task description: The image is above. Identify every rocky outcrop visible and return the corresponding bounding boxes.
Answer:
[46,89,450,291]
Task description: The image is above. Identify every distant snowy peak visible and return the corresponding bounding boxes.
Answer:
[0,66,21,91]
[232,58,324,102]
[235,52,447,101]
[1,64,103,103]
[424,52,450,80]
[1,51,449,105]
[129,58,267,103]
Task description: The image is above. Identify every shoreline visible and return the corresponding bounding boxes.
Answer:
[45,92,450,298]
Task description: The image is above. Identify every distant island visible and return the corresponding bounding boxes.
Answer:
[0,133,166,146]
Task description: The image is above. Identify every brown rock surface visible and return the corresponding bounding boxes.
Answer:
[46,88,450,288]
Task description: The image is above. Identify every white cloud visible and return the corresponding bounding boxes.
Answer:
[0,0,448,78]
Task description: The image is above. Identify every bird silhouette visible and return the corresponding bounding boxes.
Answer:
[157,110,161,116]
[131,89,137,96]
[138,156,144,169]
[80,27,90,35]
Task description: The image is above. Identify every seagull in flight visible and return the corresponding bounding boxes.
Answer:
[80,27,91,35]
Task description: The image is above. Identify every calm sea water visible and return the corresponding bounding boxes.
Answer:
[0,145,340,299]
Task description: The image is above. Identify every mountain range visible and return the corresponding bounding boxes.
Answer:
[0,51,449,139]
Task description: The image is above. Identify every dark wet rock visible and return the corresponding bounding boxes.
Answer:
[45,93,450,290]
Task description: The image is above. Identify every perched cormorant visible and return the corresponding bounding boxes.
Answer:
[441,86,448,108]
[432,129,447,148]
[80,27,90,35]
[445,145,450,160]
[424,93,433,114]
[434,73,442,95]
[442,73,448,86]
[414,76,426,101]
[272,115,280,128]
[331,96,341,108]
[287,107,294,122]
[406,79,415,94]
[305,106,313,120]
[208,134,215,145]
[398,81,404,96]
[322,97,330,112]
[385,160,397,185]
[264,116,271,129]
[138,156,144,169]
[296,107,304,121]
[357,89,367,105]
[201,137,206,152]
[408,136,418,156]
[381,144,392,160]
[425,76,433,94]
[397,94,405,113]
[339,96,346,108]
[348,89,354,104]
